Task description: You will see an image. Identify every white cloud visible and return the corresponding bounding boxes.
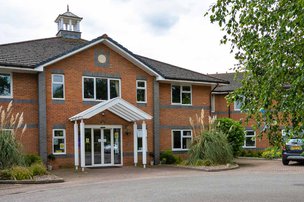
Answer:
[0,0,236,74]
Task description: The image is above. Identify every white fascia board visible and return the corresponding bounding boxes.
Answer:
[160,79,228,86]
[35,38,106,71]
[211,91,231,95]
[103,40,164,80]
[0,66,41,73]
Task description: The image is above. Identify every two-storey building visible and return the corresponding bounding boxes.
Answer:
[0,9,230,169]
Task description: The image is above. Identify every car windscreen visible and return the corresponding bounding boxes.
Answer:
[287,138,304,144]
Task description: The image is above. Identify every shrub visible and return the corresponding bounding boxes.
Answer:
[24,154,42,166]
[0,169,12,180]
[239,149,263,157]
[10,166,33,180]
[0,101,27,169]
[160,150,178,164]
[187,130,234,166]
[30,163,47,176]
[262,147,282,159]
[216,118,245,157]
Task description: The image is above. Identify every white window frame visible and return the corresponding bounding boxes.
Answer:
[211,95,215,112]
[171,129,192,151]
[136,80,147,103]
[171,84,192,105]
[234,96,245,111]
[0,73,13,98]
[82,76,121,101]
[52,129,66,155]
[52,74,65,100]
[243,130,256,148]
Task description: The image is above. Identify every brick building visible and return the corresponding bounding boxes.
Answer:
[0,9,266,169]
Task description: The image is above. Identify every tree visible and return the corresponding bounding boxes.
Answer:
[216,118,245,157]
[207,0,304,146]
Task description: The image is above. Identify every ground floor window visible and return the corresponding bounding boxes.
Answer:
[53,129,66,154]
[244,130,256,148]
[137,129,143,151]
[172,130,192,151]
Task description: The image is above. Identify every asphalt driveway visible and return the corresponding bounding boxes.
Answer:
[0,159,303,202]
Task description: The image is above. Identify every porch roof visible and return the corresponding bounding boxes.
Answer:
[69,97,153,122]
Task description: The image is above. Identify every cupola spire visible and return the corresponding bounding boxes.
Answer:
[55,7,83,39]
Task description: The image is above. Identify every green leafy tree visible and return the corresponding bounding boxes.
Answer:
[207,0,304,146]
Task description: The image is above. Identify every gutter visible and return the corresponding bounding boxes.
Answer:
[0,65,42,72]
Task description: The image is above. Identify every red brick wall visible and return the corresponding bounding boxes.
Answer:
[9,73,39,154]
[159,83,211,152]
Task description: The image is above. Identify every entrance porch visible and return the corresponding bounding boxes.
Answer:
[69,98,153,171]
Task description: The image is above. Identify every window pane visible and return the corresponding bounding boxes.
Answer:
[137,81,145,88]
[137,89,145,102]
[172,85,181,103]
[0,74,11,96]
[246,131,255,136]
[182,137,191,149]
[182,93,191,104]
[182,86,190,91]
[53,75,63,83]
[110,80,120,99]
[96,78,108,100]
[173,131,181,149]
[53,84,64,98]
[54,130,64,137]
[183,131,191,136]
[84,78,94,99]
[137,137,143,151]
[53,138,65,153]
[245,137,256,147]
[235,100,242,110]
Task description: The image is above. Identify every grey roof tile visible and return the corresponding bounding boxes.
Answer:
[210,72,243,92]
[0,37,87,68]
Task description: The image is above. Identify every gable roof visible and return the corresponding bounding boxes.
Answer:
[69,97,152,122]
[210,72,243,93]
[0,34,229,84]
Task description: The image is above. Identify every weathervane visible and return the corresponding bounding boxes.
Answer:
[67,4,69,12]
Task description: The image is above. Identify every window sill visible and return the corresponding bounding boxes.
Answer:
[0,96,13,99]
[242,146,256,149]
[171,103,192,106]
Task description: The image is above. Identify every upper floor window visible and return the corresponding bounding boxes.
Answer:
[211,95,215,112]
[52,74,65,99]
[171,85,192,105]
[83,77,120,101]
[234,95,244,111]
[0,73,12,98]
[243,130,256,148]
[136,80,147,103]
[172,130,192,151]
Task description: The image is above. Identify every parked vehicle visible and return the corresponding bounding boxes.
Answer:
[282,138,304,165]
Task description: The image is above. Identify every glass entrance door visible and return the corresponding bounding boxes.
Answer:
[84,126,122,167]
[103,129,112,165]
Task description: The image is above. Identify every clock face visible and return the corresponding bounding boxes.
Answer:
[97,54,107,64]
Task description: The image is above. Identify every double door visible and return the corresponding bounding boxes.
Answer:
[84,127,122,166]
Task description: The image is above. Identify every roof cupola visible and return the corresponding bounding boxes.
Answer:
[55,5,83,39]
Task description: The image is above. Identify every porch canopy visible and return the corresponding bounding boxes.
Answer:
[69,97,153,170]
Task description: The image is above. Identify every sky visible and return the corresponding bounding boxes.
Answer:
[0,0,236,74]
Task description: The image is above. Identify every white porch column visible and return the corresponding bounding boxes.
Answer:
[142,121,147,168]
[74,121,79,170]
[80,119,85,171]
[69,19,72,31]
[133,122,138,166]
